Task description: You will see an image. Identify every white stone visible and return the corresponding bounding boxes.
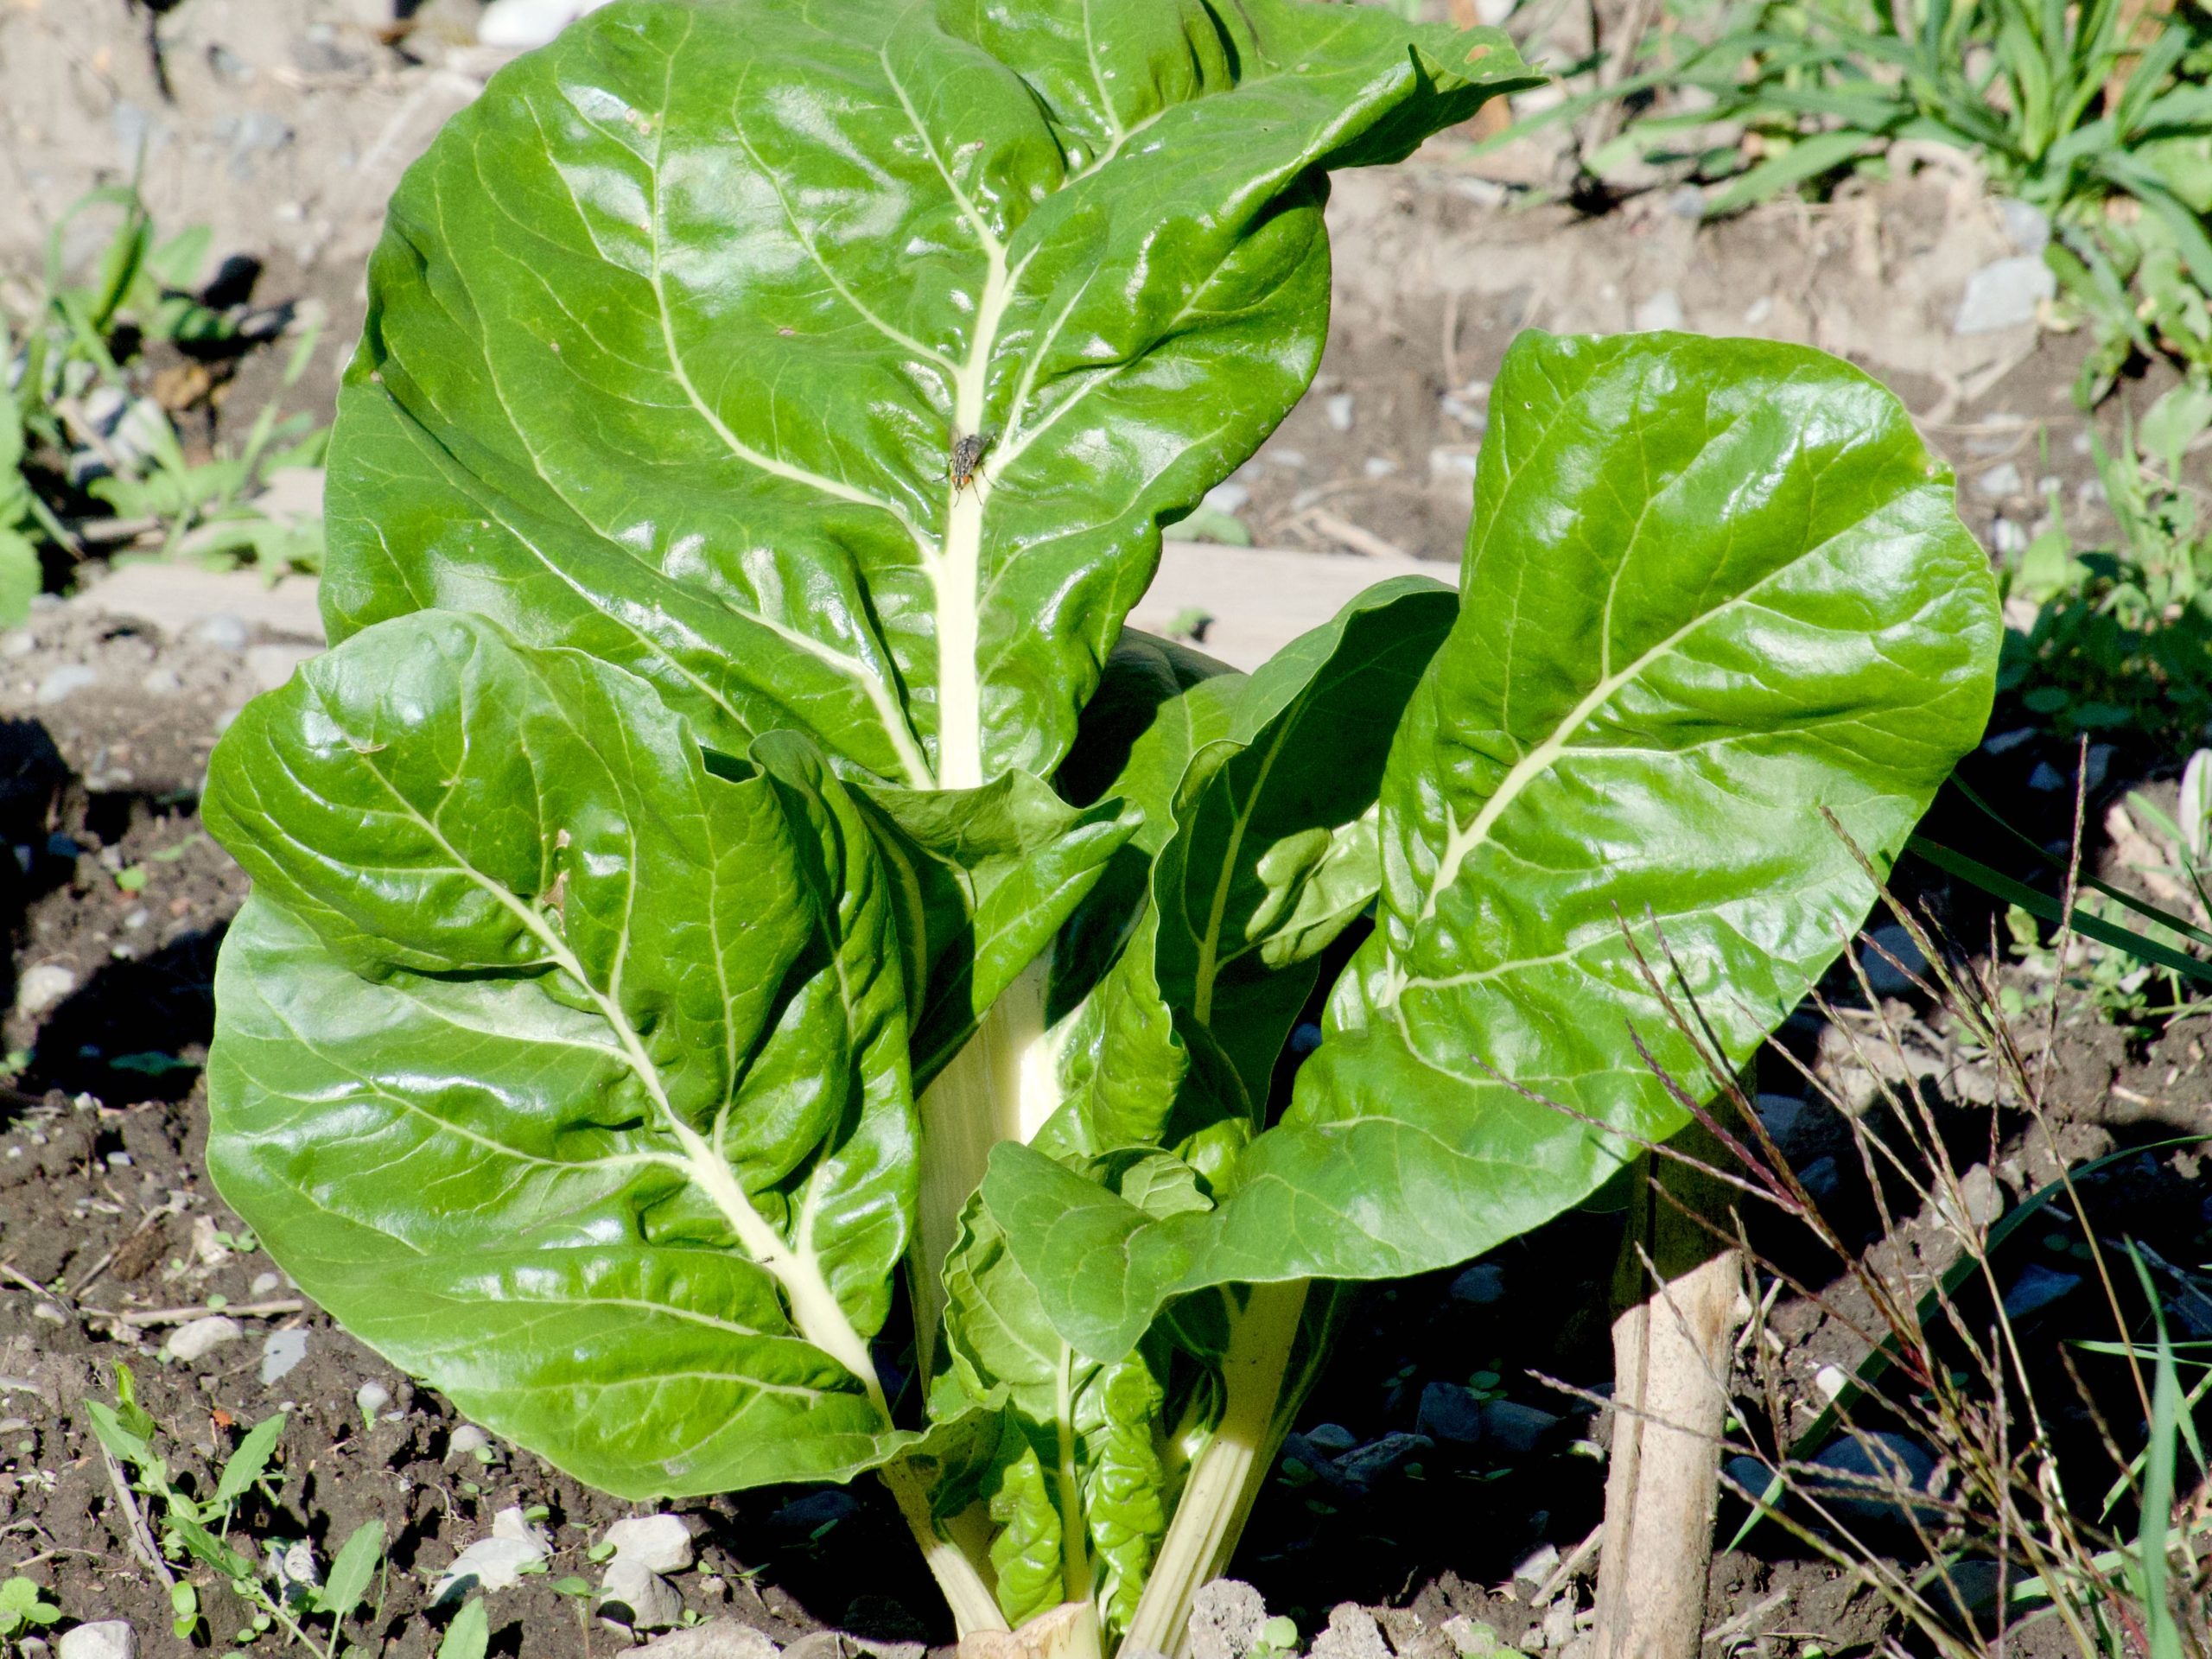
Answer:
[1325,393,1356,432]
[246,643,317,691]
[259,1328,308,1386]
[1974,461,2024,499]
[606,1513,695,1574]
[164,1316,243,1363]
[356,1381,391,1419]
[448,1424,492,1458]
[1997,198,2050,255]
[1815,1363,1851,1401]
[642,1625,780,1659]
[15,963,79,1018]
[1202,481,1249,515]
[251,1271,281,1295]
[599,1557,684,1630]
[432,1507,551,1602]
[1513,1541,1560,1587]
[478,0,618,47]
[1631,289,1684,333]
[58,1624,137,1659]
[189,613,251,653]
[1954,256,2055,334]
[34,665,99,707]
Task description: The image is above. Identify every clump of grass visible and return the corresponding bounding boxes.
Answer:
[1491,0,2212,405]
[1537,813,2210,1653]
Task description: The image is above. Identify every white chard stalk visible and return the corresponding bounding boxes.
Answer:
[1122,1279,1313,1659]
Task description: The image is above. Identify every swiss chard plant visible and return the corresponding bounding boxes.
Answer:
[198,2,1999,1654]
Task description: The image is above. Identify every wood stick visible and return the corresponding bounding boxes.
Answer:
[1592,1110,1746,1659]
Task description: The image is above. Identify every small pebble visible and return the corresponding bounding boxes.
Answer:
[1805,1431,1940,1526]
[356,1381,392,1419]
[1858,923,1928,996]
[1512,1541,1560,1587]
[2003,1262,2082,1320]
[251,1271,281,1294]
[1448,1262,1505,1305]
[260,1328,308,1386]
[607,1513,695,1574]
[1814,1363,1850,1401]
[1631,289,1684,332]
[448,1423,493,1458]
[58,1624,137,1659]
[1363,456,1397,478]
[191,613,251,653]
[639,1626,780,1659]
[34,664,99,707]
[166,1315,244,1363]
[15,963,79,1018]
[1974,461,2024,499]
[139,668,183,695]
[1954,256,2055,334]
[600,1556,685,1631]
[1324,393,1355,432]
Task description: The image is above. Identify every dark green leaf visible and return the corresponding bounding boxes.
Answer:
[988,331,1999,1361]
[326,0,1532,791]
[204,612,924,1494]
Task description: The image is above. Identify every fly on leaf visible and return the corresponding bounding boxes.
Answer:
[949,430,994,495]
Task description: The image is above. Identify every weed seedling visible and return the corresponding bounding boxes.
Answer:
[86,1363,385,1651]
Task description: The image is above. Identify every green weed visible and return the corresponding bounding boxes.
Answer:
[1504,0,2212,403]
[0,185,329,625]
[86,1361,385,1651]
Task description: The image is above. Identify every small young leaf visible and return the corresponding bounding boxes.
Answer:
[213,1413,287,1510]
[315,1519,385,1622]
[437,1598,489,1659]
[111,1360,159,1444]
[84,1400,153,1471]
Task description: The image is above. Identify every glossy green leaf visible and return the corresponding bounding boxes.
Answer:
[985,331,2001,1362]
[1039,579,1456,1173]
[858,772,1137,1089]
[203,611,925,1494]
[325,0,1532,791]
[938,1179,1182,1631]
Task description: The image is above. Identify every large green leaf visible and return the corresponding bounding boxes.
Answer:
[1038,578,1456,1175]
[859,773,1136,1090]
[985,331,2001,1362]
[324,0,1532,791]
[204,612,924,1494]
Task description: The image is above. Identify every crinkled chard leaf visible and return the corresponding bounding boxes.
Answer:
[986,331,2003,1362]
[858,772,1136,1090]
[325,0,1532,791]
[935,1181,1185,1631]
[1039,578,1456,1174]
[203,612,924,1495]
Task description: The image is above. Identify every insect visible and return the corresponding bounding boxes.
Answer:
[949,429,995,494]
